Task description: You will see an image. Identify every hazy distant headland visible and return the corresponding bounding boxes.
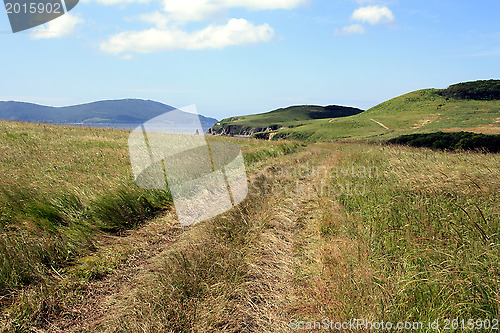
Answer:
[0,99,219,132]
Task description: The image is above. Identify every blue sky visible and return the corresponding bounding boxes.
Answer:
[1,0,499,120]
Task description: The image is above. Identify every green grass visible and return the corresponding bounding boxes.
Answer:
[241,141,304,164]
[77,144,312,332]
[0,121,305,331]
[90,141,500,330]
[2,118,499,330]
[210,83,500,142]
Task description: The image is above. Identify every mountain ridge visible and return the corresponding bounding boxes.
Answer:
[0,99,218,130]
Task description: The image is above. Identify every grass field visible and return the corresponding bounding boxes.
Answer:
[300,143,500,323]
[1,120,499,331]
[0,121,172,298]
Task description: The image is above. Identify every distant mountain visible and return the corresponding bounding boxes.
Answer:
[0,99,218,131]
[209,105,364,136]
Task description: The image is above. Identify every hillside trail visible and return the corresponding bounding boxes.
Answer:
[34,143,348,332]
[370,118,390,129]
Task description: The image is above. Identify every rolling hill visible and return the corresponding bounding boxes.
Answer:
[208,105,364,137]
[274,87,500,141]
[0,99,218,130]
[210,80,500,142]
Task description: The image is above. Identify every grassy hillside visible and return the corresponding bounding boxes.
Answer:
[209,105,363,136]
[208,80,500,142]
[274,88,500,141]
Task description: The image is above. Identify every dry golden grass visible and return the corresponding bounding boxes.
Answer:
[289,147,381,328]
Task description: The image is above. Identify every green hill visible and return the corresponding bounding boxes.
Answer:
[208,105,364,136]
[271,80,500,141]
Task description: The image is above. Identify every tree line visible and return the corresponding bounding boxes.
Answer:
[438,79,500,100]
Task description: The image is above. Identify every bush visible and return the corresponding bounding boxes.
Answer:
[387,131,500,153]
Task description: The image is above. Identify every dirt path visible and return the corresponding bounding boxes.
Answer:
[205,146,340,332]
[370,118,390,129]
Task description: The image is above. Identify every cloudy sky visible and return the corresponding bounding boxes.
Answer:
[1,0,499,119]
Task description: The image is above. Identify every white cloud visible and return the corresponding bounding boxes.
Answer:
[161,0,222,22]
[225,0,307,10]
[351,5,394,25]
[95,0,305,55]
[334,24,366,36]
[100,18,274,54]
[85,0,307,14]
[137,11,171,29]
[161,0,308,22]
[31,14,84,39]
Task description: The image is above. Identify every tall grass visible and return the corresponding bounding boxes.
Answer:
[110,207,255,332]
[9,118,496,330]
[332,143,500,321]
[241,140,302,164]
[0,121,171,298]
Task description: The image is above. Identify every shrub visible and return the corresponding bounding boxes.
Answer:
[387,131,500,153]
